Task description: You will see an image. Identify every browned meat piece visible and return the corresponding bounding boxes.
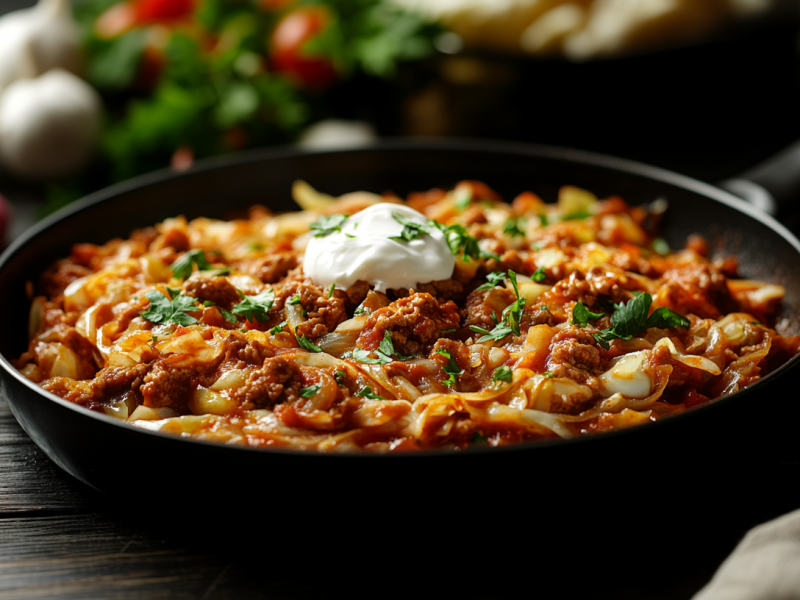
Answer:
[275,278,347,339]
[91,363,150,405]
[243,253,298,284]
[659,261,736,319]
[183,276,241,310]
[40,260,92,298]
[140,362,197,411]
[546,327,604,385]
[230,356,301,410]
[345,280,371,308]
[358,292,460,356]
[463,286,516,331]
[409,279,465,304]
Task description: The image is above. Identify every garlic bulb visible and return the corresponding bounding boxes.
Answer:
[0,69,102,179]
[0,0,83,94]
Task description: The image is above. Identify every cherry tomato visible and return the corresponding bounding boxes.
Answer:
[269,6,338,90]
[134,0,195,23]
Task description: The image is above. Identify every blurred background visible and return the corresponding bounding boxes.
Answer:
[2,0,800,242]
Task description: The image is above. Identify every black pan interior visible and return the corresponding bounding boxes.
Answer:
[2,140,800,517]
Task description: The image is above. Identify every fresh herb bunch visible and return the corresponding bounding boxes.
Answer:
[49,0,442,209]
[593,292,689,349]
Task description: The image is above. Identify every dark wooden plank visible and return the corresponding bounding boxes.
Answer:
[0,397,103,516]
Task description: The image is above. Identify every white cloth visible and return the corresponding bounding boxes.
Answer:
[694,509,800,600]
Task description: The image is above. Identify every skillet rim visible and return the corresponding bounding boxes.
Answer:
[2,137,799,460]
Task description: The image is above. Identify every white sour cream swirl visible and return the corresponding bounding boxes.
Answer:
[303,203,455,292]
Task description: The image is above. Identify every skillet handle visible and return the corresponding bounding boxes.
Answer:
[719,139,800,217]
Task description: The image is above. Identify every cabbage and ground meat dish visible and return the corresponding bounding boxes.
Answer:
[15,181,800,451]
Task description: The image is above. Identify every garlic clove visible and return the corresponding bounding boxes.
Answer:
[0,68,102,179]
[0,0,83,93]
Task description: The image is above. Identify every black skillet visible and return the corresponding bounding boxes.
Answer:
[1,139,799,523]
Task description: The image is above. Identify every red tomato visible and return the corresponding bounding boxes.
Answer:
[134,0,195,23]
[269,6,338,90]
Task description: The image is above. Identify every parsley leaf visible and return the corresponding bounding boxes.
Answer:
[492,365,513,386]
[309,214,348,237]
[436,348,464,387]
[532,266,547,283]
[288,294,302,305]
[593,293,690,349]
[476,271,508,292]
[469,270,525,342]
[232,288,275,323]
[354,305,367,316]
[454,187,472,212]
[378,331,413,361]
[220,309,237,324]
[429,221,482,262]
[563,210,591,221]
[352,348,390,364]
[503,217,525,238]
[269,321,287,335]
[356,386,386,400]
[572,301,604,327]
[140,289,198,326]
[471,432,487,444]
[300,384,321,398]
[171,249,212,280]
[296,333,322,353]
[389,212,432,242]
[652,238,670,256]
[328,283,336,298]
[334,370,346,384]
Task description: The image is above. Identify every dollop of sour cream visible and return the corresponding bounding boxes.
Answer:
[303,203,455,292]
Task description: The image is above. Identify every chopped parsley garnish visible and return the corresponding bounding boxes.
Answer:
[454,187,472,212]
[543,371,554,378]
[269,320,287,335]
[288,294,302,305]
[328,283,335,298]
[296,333,322,353]
[441,328,458,334]
[532,266,547,283]
[232,288,275,323]
[571,301,604,327]
[539,214,548,227]
[652,238,670,256]
[334,370,346,384]
[468,270,525,342]
[309,214,348,238]
[378,331,413,360]
[435,348,463,387]
[563,210,591,221]
[476,271,508,292]
[750,321,764,325]
[471,432,487,444]
[220,309,237,324]
[299,385,320,398]
[354,305,367,316]
[503,218,525,238]
[390,212,431,242]
[540,305,548,311]
[356,386,385,400]
[429,221,483,262]
[245,242,264,251]
[170,249,212,280]
[204,267,232,277]
[149,335,159,344]
[592,292,690,350]
[352,348,390,365]
[140,289,198,326]
[203,300,215,307]
[492,365,513,386]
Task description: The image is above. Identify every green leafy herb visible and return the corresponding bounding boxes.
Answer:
[471,432,487,444]
[140,289,198,326]
[352,348,390,365]
[540,305,548,311]
[328,283,336,298]
[246,242,264,251]
[572,301,604,327]
[309,214,348,238]
[356,386,385,400]
[435,348,464,387]
[149,335,159,344]
[652,238,670,256]
[429,221,483,262]
[220,309,237,324]
[203,300,216,307]
[563,210,591,221]
[476,271,508,292]
[378,331,413,361]
[592,293,690,349]
[543,371,554,378]
[232,288,275,323]
[454,187,472,212]
[750,321,764,325]
[300,385,321,398]
[288,294,302,305]
[205,267,231,277]
[171,249,212,280]
[539,214,549,227]
[532,266,547,283]
[469,270,525,342]
[354,305,367,316]
[296,333,322,353]
[492,365,513,388]
[269,320,287,335]
[441,328,458,334]
[389,212,431,242]
[503,218,525,238]
[335,370,346,384]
